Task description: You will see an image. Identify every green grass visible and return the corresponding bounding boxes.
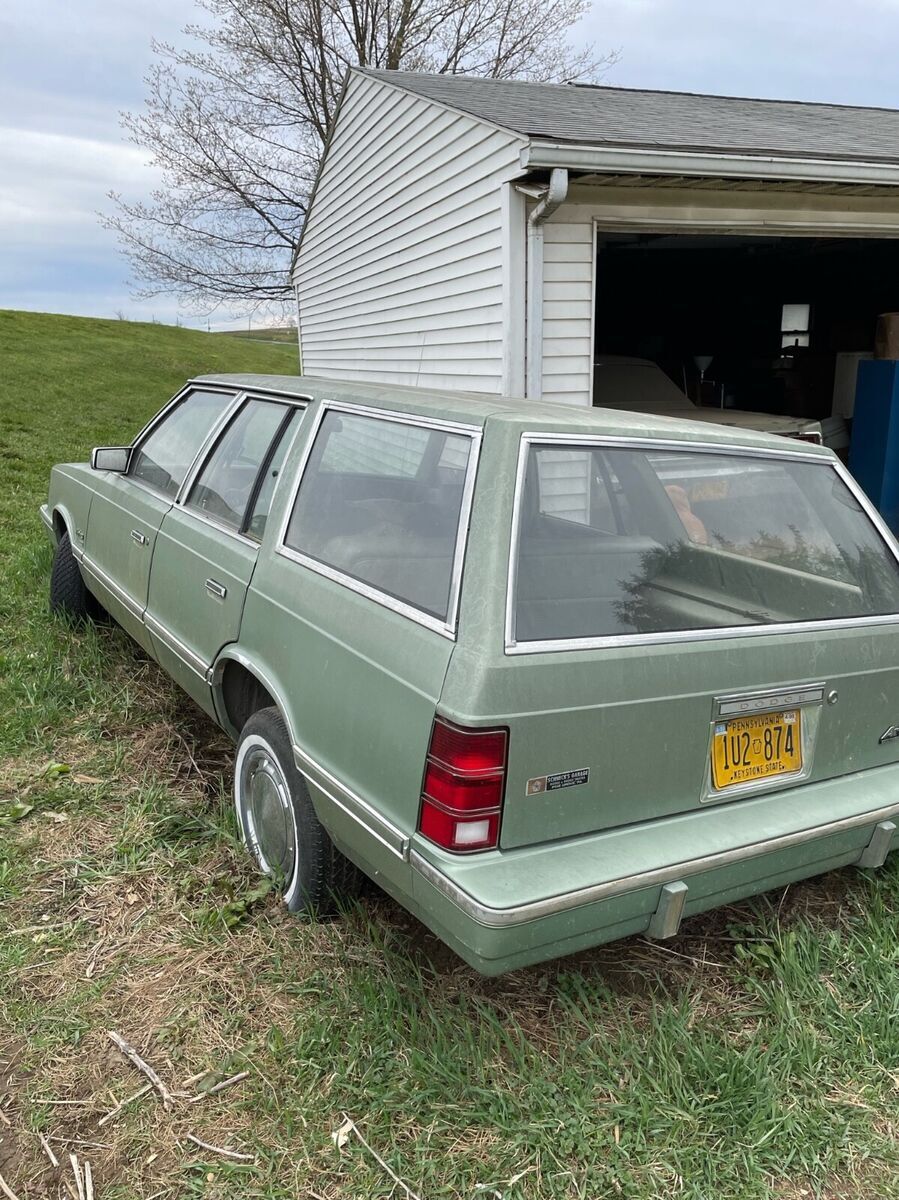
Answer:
[2,308,899,1198]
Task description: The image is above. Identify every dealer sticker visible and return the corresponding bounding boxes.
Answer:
[526,768,589,796]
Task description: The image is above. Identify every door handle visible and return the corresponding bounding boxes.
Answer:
[130,529,149,546]
[205,578,227,599]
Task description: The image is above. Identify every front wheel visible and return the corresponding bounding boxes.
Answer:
[234,707,363,913]
[49,532,104,622]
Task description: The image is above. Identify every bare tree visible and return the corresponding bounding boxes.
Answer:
[105,0,612,312]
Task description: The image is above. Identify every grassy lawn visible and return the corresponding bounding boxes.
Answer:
[2,308,899,1199]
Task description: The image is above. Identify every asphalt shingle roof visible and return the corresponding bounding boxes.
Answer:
[361,70,899,165]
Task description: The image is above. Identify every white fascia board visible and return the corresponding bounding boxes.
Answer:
[521,142,899,188]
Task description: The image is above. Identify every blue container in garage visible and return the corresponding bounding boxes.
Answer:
[849,359,899,535]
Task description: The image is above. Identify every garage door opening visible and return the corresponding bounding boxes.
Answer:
[592,232,899,450]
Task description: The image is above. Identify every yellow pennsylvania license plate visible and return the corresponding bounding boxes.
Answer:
[711,710,802,791]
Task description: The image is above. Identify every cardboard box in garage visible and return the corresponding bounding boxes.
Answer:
[875,313,899,360]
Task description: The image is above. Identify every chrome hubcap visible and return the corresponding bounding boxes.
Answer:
[240,747,296,886]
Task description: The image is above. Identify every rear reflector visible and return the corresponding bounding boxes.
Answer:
[418,718,508,853]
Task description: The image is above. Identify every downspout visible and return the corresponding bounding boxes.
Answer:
[293,282,303,376]
[526,167,568,401]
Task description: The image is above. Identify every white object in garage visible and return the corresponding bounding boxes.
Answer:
[832,351,873,418]
[594,356,823,441]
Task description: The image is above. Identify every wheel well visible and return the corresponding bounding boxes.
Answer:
[53,510,67,542]
[220,661,276,733]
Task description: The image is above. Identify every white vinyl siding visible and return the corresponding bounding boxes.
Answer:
[540,219,595,406]
[295,73,525,394]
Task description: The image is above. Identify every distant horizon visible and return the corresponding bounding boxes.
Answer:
[4,0,898,328]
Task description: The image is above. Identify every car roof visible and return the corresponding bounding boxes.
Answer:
[191,373,831,457]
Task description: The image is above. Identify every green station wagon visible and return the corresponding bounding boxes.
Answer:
[42,375,899,974]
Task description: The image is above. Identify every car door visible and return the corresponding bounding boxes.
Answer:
[81,388,236,653]
[145,395,303,715]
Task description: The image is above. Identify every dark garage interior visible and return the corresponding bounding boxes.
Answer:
[593,232,899,436]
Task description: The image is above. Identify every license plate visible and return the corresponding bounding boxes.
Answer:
[711,710,802,791]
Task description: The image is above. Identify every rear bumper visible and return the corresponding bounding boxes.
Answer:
[409,763,899,974]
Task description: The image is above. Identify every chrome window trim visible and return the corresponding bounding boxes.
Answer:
[188,378,311,402]
[178,392,311,513]
[504,434,899,655]
[173,391,248,505]
[122,386,243,503]
[275,399,482,639]
[410,794,899,928]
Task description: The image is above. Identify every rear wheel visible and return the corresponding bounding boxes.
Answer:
[234,706,363,913]
[49,532,103,622]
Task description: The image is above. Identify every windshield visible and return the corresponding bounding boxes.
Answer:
[512,444,899,644]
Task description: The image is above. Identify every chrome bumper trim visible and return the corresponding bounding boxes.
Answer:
[292,743,409,860]
[410,798,899,928]
[39,504,54,535]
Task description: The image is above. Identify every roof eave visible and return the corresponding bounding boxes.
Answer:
[521,141,899,188]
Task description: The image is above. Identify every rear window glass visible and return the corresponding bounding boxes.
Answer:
[284,411,473,621]
[513,444,899,643]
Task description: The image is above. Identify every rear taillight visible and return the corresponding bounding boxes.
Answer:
[418,719,508,852]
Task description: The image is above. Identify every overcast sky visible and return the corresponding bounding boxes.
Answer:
[2,0,899,329]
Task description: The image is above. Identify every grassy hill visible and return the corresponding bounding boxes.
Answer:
[1,309,298,457]
[2,311,899,1198]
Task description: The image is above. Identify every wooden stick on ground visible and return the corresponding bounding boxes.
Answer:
[0,1171,23,1200]
[69,1154,85,1200]
[189,1070,249,1102]
[98,1082,152,1127]
[338,1115,424,1200]
[38,1132,60,1168]
[184,1134,253,1161]
[84,1160,94,1200]
[107,1031,173,1110]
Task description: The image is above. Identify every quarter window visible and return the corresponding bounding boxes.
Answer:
[187,399,293,532]
[284,410,474,622]
[130,390,232,498]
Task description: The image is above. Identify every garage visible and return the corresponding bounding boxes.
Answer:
[592,228,899,451]
[294,71,899,515]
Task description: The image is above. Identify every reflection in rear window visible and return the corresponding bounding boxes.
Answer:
[513,445,899,643]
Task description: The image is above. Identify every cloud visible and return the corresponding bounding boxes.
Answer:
[0,128,154,243]
[587,0,899,105]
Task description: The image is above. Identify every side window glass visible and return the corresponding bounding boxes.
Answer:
[284,410,474,621]
[130,391,232,498]
[246,416,296,540]
[186,399,291,531]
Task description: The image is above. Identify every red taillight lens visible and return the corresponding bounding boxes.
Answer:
[418,719,507,853]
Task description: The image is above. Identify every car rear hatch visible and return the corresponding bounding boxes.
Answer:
[447,438,899,852]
